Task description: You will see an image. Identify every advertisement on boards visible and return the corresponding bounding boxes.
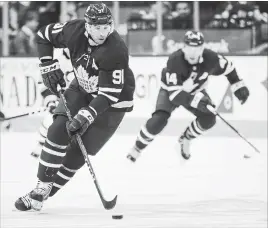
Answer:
[0,56,267,121]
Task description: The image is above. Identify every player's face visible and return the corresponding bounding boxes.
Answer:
[183,44,204,64]
[86,23,112,45]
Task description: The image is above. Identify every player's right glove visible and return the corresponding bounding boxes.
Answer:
[44,94,59,114]
[190,92,215,114]
[39,60,66,95]
[67,106,97,137]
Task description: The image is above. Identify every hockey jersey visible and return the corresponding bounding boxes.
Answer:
[160,48,241,106]
[36,19,135,112]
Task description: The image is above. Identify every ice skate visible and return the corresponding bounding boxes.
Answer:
[178,135,191,160]
[126,146,141,163]
[15,181,52,211]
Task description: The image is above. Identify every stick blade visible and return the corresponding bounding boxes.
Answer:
[102,195,117,210]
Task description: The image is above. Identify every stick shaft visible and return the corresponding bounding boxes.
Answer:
[0,108,47,121]
[207,105,260,154]
[58,88,117,210]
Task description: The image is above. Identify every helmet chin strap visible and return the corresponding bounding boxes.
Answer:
[85,22,114,46]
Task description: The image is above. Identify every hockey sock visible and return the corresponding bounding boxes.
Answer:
[135,125,156,151]
[37,116,69,182]
[38,139,68,182]
[49,165,78,197]
[183,118,206,140]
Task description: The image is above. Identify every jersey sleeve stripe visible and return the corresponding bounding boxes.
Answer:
[222,60,235,75]
[98,87,122,93]
[167,85,182,91]
[45,25,51,41]
[160,81,169,90]
[98,91,119,102]
[111,100,133,108]
[37,30,45,40]
[169,88,183,101]
[52,28,63,34]
[230,80,245,93]
[40,56,53,61]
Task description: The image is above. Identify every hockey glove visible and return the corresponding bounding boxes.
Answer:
[40,60,66,95]
[67,107,97,137]
[190,92,215,114]
[44,94,59,114]
[231,80,249,104]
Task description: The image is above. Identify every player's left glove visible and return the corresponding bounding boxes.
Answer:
[67,107,97,137]
[231,80,249,104]
[39,59,66,95]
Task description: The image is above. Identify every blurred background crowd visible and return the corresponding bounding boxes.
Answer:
[0,1,267,56]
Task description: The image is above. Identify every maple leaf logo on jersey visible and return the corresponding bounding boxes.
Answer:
[74,65,98,93]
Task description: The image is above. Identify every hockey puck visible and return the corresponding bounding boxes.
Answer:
[244,154,251,159]
[112,215,123,219]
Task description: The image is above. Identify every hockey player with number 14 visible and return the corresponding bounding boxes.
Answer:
[15,3,135,211]
[127,31,250,162]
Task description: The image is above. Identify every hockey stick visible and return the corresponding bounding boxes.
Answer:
[207,105,261,155]
[57,87,117,210]
[0,107,48,121]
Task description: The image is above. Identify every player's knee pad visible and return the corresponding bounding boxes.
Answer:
[63,143,85,169]
[47,115,69,145]
[146,111,170,135]
[197,114,216,130]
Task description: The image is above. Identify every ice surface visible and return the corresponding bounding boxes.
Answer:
[1,133,267,228]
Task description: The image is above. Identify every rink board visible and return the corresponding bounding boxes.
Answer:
[1,55,267,138]
[1,55,267,121]
[1,133,267,228]
[3,115,268,138]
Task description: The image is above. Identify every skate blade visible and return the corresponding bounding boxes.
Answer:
[12,208,37,212]
[174,143,188,167]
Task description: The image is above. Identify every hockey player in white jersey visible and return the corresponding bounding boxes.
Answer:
[31,48,74,158]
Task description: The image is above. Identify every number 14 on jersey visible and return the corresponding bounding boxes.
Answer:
[166,72,178,85]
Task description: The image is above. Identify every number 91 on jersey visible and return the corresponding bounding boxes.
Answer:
[112,69,124,84]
